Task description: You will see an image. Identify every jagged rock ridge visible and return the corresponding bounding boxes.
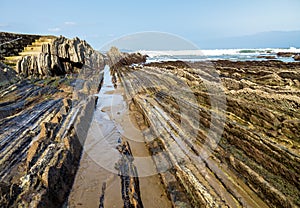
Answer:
[0,33,105,207]
[16,36,104,77]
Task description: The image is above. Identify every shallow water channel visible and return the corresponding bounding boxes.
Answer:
[68,66,171,207]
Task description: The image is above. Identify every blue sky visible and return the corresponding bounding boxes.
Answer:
[1,0,300,49]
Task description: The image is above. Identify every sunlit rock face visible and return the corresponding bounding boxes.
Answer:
[113,56,300,208]
[17,36,104,77]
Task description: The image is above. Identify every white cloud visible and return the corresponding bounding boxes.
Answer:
[48,27,61,32]
[64,21,76,26]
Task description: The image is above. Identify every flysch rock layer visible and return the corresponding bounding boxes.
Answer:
[16,36,104,77]
[107,48,300,208]
[0,32,105,207]
[0,32,41,61]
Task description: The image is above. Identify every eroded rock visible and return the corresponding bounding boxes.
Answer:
[115,58,300,208]
[16,36,105,77]
[0,62,19,88]
[107,47,147,69]
[294,54,300,61]
[0,35,105,207]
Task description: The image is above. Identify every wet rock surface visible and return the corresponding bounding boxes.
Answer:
[110,55,300,208]
[115,141,144,208]
[276,52,300,61]
[257,55,277,59]
[277,52,298,57]
[294,54,300,61]
[0,34,105,207]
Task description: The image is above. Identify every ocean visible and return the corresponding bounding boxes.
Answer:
[138,47,300,63]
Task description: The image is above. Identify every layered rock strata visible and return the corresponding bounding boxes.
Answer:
[0,32,41,61]
[108,49,300,208]
[0,62,19,88]
[16,36,104,77]
[0,35,105,207]
[115,141,144,208]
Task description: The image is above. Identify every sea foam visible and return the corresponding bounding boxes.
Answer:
[138,47,300,62]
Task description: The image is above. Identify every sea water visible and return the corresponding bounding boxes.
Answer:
[138,47,300,63]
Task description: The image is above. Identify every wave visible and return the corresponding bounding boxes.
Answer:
[138,47,300,58]
[137,47,300,63]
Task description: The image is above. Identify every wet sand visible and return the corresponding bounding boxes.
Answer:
[68,67,171,207]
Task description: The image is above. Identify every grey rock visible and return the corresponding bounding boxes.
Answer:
[0,62,19,88]
[17,36,105,77]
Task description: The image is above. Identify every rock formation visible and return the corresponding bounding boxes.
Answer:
[107,47,147,70]
[257,55,276,59]
[294,54,300,61]
[115,140,144,208]
[109,54,300,208]
[0,33,105,207]
[16,36,105,77]
[0,32,40,61]
[276,52,298,57]
[0,62,19,88]
[276,52,300,61]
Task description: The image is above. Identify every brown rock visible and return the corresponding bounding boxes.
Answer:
[294,54,300,61]
[107,46,148,69]
[257,55,276,59]
[277,52,297,57]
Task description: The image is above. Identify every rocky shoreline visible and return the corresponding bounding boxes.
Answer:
[108,48,300,207]
[1,32,300,207]
[0,32,105,207]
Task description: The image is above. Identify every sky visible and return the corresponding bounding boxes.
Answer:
[1,0,300,50]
